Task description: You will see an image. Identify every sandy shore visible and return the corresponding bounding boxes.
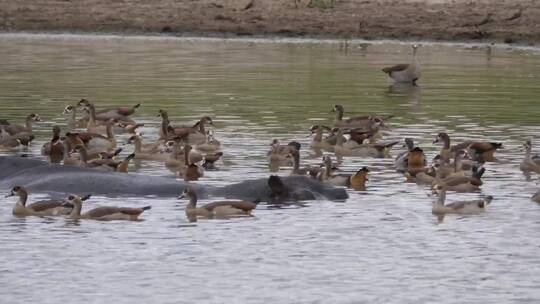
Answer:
[0,0,538,44]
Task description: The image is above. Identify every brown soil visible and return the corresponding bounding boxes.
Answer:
[0,0,539,44]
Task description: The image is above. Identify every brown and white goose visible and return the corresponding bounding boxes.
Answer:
[309,125,336,151]
[6,186,90,217]
[333,128,397,158]
[65,119,117,155]
[178,188,259,220]
[41,125,64,163]
[127,134,165,161]
[332,105,391,131]
[431,184,493,215]
[382,44,421,84]
[64,195,150,221]
[179,144,204,181]
[520,140,540,173]
[320,155,369,190]
[157,110,208,144]
[433,132,502,163]
[0,129,34,148]
[0,113,41,135]
[78,98,138,122]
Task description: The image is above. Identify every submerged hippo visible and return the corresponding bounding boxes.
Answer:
[0,156,348,202]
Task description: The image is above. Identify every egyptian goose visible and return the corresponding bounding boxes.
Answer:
[382,44,421,84]
[127,134,166,161]
[63,105,88,130]
[289,149,318,176]
[309,125,335,151]
[431,184,492,215]
[6,186,90,217]
[157,110,208,144]
[41,126,64,163]
[433,132,502,163]
[320,155,369,190]
[179,144,204,181]
[202,152,224,170]
[395,138,418,171]
[432,165,485,192]
[65,119,117,155]
[520,140,540,173]
[0,129,32,148]
[78,98,138,122]
[64,195,151,221]
[178,188,259,220]
[333,128,397,158]
[195,130,222,153]
[0,113,41,135]
[332,104,391,131]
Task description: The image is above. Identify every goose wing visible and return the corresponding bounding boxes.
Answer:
[84,206,122,218]
[83,206,149,218]
[446,200,484,210]
[202,201,257,212]
[77,132,108,143]
[117,206,150,215]
[382,64,409,74]
[442,176,473,186]
[27,199,64,212]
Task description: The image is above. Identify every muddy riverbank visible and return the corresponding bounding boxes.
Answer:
[0,0,539,44]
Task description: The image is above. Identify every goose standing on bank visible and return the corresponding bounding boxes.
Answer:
[382,44,421,84]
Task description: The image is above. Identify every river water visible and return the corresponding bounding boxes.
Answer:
[0,33,539,303]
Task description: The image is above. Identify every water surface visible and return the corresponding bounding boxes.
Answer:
[0,34,539,303]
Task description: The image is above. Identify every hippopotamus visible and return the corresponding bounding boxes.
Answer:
[0,156,348,202]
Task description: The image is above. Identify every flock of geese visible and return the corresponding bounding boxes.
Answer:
[1,44,539,222]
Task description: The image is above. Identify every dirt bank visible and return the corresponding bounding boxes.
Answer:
[0,0,539,44]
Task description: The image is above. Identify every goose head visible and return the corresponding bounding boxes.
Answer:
[77,99,90,107]
[62,195,82,207]
[157,109,168,119]
[200,116,214,126]
[127,134,142,144]
[28,113,42,122]
[309,125,323,134]
[332,104,344,112]
[354,167,370,180]
[5,185,23,198]
[522,140,532,152]
[178,188,196,200]
[403,138,414,150]
[62,105,76,115]
[433,132,450,145]
[432,184,445,195]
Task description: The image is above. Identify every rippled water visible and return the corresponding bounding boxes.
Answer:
[1,33,540,303]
